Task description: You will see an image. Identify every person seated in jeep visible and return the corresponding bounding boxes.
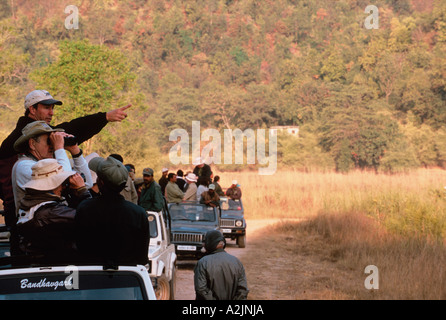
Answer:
[199,184,220,208]
[16,158,90,257]
[225,180,242,200]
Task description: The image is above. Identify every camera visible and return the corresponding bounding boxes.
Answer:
[64,136,77,146]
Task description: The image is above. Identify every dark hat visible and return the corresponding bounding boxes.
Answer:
[89,156,128,192]
[143,168,154,176]
[204,230,226,252]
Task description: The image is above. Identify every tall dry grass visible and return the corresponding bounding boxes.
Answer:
[217,168,446,226]
[216,168,446,299]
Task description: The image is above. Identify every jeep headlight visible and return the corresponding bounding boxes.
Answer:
[235,220,243,227]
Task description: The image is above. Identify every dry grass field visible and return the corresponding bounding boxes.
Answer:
[2,168,445,299]
[216,168,446,299]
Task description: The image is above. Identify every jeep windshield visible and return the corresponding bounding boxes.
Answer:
[169,203,216,222]
[220,197,243,212]
[0,270,147,300]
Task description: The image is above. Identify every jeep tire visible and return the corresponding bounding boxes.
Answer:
[236,234,246,248]
[155,275,171,300]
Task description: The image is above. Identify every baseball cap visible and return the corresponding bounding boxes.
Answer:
[208,184,216,190]
[143,168,154,176]
[88,156,128,192]
[24,90,62,110]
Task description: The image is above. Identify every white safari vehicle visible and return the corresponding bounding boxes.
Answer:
[146,209,177,300]
[0,210,163,301]
[0,262,156,300]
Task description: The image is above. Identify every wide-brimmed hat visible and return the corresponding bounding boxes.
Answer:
[23,158,75,191]
[24,90,62,110]
[14,121,64,152]
[185,173,198,182]
[89,156,128,192]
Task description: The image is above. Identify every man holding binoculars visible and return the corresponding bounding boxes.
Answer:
[0,89,130,255]
[11,120,93,222]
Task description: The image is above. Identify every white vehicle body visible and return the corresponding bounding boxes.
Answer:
[0,264,156,300]
[146,210,177,300]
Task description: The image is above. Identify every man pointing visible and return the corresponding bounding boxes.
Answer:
[0,89,131,255]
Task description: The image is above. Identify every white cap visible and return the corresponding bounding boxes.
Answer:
[162,168,169,173]
[24,90,62,109]
[232,180,238,185]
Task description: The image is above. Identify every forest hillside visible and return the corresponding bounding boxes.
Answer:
[1,0,445,173]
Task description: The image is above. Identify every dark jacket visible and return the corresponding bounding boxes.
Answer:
[17,188,91,256]
[194,249,249,300]
[75,193,150,265]
[194,230,248,300]
[139,181,164,212]
[213,182,224,196]
[226,186,242,200]
[193,164,212,180]
[158,176,168,195]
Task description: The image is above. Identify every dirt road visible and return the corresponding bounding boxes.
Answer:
[174,219,283,300]
[174,218,364,300]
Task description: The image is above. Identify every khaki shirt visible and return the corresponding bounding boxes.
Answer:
[165,181,184,203]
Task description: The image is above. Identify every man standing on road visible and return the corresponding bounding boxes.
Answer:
[194,230,249,300]
[0,89,131,255]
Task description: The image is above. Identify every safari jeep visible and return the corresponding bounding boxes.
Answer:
[0,261,156,300]
[219,197,247,248]
[0,210,160,300]
[168,202,221,259]
[146,209,177,300]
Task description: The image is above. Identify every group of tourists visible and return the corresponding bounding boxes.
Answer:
[134,158,243,213]
[0,89,248,300]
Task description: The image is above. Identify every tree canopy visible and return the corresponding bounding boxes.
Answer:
[0,0,445,173]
